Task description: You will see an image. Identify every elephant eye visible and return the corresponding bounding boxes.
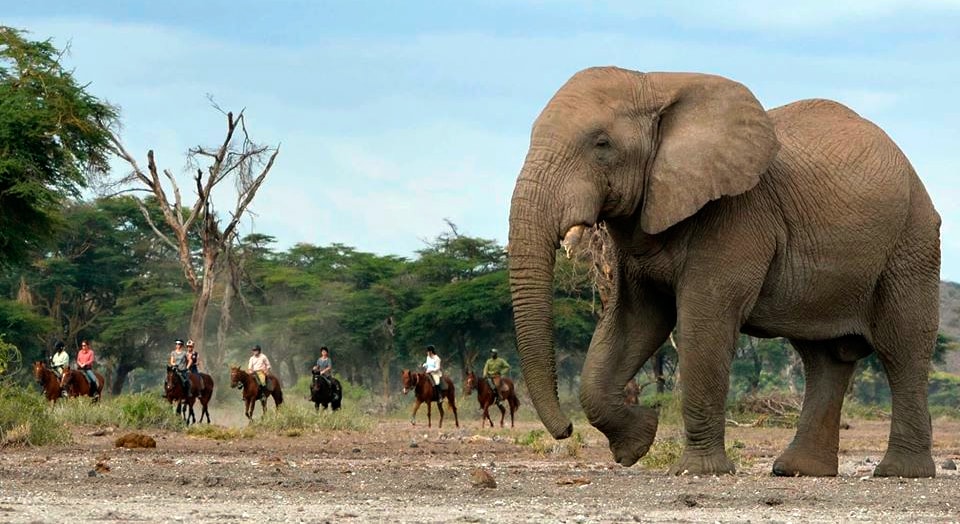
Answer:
[594,136,610,148]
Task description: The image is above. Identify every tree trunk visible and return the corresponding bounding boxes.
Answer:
[653,350,666,394]
[112,362,133,395]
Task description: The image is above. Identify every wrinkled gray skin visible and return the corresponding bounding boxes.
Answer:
[508,67,941,477]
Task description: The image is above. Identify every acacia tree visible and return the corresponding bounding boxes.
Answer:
[109,108,278,360]
[0,27,117,267]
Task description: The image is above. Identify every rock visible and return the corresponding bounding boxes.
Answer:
[941,459,957,470]
[676,493,699,507]
[470,468,497,489]
[94,462,110,474]
[761,496,783,506]
[114,433,157,449]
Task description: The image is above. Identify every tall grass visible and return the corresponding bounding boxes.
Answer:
[252,400,375,435]
[0,384,71,446]
[53,392,184,430]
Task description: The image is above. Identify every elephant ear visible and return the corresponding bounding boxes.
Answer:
[640,72,779,235]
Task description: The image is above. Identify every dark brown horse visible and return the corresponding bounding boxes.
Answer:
[164,366,214,425]
[230,366,283,419]
[464,370,520,428]
[33,361,63,403]
[400,369,459,428]
[61,368,104,401]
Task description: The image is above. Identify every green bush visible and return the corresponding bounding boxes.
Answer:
[54,392,184,430]
[252,399,374,434]
[0,384,71,446]
[928,372,960,408]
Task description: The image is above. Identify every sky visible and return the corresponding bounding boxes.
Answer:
[4,1,959,281]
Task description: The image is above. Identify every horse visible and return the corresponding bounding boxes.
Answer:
[164,366,214,425]
[464,370,520,428]
[229,366,283,419]
[400,369,459,429]
[33,361,64,403]
[310,371,342,411]
[60,368,104,401]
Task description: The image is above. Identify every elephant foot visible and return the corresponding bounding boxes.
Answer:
[606,406,659,467]
[668,449,735,476]
[873,450,935,478]
[772,447,838,477]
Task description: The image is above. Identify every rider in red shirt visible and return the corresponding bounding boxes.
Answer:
[76,340,98,398]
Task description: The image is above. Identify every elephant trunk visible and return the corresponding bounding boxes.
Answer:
[508,168,574,440]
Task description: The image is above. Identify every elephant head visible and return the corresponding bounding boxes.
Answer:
[508,67,779,440]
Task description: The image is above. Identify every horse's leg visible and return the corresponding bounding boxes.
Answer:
[437,401,445,429]
[449,393,459,428]
[410,400,422,425]
[498,402,506,428]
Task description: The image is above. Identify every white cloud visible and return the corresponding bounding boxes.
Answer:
[7,10,959,280]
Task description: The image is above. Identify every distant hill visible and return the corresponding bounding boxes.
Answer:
[940,281,960,373]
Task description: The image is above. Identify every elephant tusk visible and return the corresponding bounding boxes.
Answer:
[561,225,588,259]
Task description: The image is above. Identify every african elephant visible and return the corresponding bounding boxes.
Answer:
[508,66,941,477]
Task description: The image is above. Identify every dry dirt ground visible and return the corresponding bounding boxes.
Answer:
[1,402,960,523]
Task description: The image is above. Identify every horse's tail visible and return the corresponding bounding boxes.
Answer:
[275,387,284,406]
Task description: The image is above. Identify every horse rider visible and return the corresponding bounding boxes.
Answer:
[248,344,272,396]
[422,344,445,398]
[169,339,192,398]
[50,341,69,378]
[185,339,202,376]
[75,340,98,399]
[482,348,511,407]
[312,346,340,402]
[49,341,70,397]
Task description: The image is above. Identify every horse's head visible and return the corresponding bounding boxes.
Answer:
[623,378,640,406]
[61,369,74,389]
[400,369,416,394]
[464,371,477,395]
[33,361,45,382]
[163,367,177,397]
[229,366,243,389]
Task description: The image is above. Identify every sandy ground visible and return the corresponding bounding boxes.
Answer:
[2,399,960,523]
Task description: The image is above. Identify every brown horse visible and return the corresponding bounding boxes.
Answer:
[464,370,520,428]
[164,366,215,425]
[400,369,459,429]
[229,366,283,419]
[33,361,64,403]
[61,368,104,401]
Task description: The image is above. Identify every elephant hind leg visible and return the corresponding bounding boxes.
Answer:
[773,337,864,477]
[869,271,937,478]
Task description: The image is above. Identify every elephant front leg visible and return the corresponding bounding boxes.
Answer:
[669,317,738,476]
[580,278,675,467]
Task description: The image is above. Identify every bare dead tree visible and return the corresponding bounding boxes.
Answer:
[108,109,279,358]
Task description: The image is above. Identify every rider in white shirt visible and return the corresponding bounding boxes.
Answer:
[422,344,445,393]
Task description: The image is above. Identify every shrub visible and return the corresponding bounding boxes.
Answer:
[252,399,374,434]
[928,372,960,408]
[54,392,184,430]
[0,384,71,446]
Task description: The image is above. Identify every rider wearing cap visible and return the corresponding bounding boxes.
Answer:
[482,348,511,406]
[50,341,69,378]
[248,344,272,392]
